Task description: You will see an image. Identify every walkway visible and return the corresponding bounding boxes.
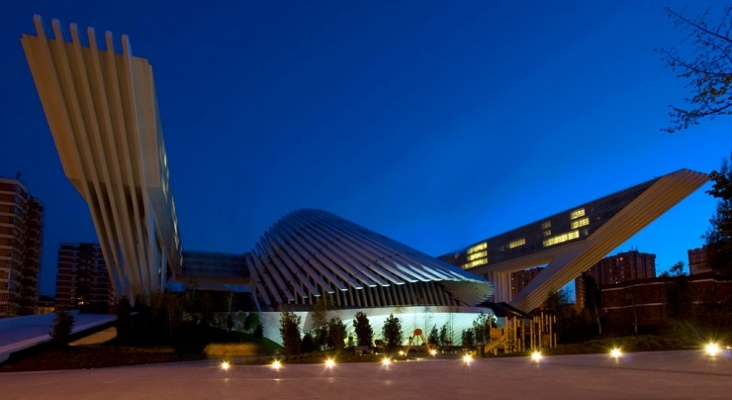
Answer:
[0,350,730,399]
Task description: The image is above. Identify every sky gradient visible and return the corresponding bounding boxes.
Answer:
[1,1,731,296]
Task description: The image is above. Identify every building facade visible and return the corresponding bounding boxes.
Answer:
[55,243,114,312]
[438,169,707,311]
[22,16,182,303]
[0,177,44,318]
[575,250,656,309]
[688,245,712,275]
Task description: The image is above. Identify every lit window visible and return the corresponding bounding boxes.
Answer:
[542,230,580,247]
[571,217,589,230]
[508,238,526,249]
[467,242,487,254]
[462,258,488,269]
[541,221,551,229]
[467,251,487,261]
[543,230,551,237]
[570,209,585,220]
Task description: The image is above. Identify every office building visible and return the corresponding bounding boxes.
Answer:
[55,243,114,312]
[0,177,44,317]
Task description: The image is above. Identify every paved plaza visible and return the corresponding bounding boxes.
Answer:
[1,350,730,399]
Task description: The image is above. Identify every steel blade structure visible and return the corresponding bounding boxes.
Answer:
[21,16,182,301]
[446,169,709,312]
[248,209,493,310]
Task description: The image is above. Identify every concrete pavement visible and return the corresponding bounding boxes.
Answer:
[0,350,730,399]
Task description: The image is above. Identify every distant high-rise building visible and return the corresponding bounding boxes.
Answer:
[0,177,44,318]
[510,267,544,299]
[688,246,712,275]
[55,243,114,312]
[575,250,656,309]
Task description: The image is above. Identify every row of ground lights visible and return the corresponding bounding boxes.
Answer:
[219,342,725,371]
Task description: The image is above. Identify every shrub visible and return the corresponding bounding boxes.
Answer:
[50,310,75,345]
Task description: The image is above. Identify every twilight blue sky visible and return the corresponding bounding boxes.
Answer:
[1,1,731,296]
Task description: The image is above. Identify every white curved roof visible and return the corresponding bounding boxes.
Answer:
[248,209,493,309]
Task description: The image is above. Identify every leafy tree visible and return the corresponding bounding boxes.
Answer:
[438,323,448,347]
[311,296,332,348]
[461,329,475,348]
[472,313,491,345]
[253,323,264,339]
[352,311,373,347]
[705,155,732,276]
[327,317,346,351]
[243,312,261,334]
[50,310,75,345]
[279,311,302,357]
[657,6,732,132]
[381,314,403,352]
[427,325,439,347]
[301,332,317,353]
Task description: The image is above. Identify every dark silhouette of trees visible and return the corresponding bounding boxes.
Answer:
[705,154,732,276]
[472,313,491,345]
[50,310,75,346]
[438,323,448,347]
[382,314,402,352]
[428,325,439,347]
[657,6,732,132]
[327,317,346,351]
[352,311,373,347]
[279,311,302,357]
[582,273,603,335]
[461,329,475,348]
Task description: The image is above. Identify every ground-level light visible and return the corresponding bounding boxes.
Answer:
[531,351,542,362]
[272,360,282,370]
[610,348,622,359]
[705,343,721,357]
[382,358,391,366]
[220,361,231,371]
[462,354,472,364]
[325,359,336,368]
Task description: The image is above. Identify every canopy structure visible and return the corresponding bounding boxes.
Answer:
[248,209,493,310]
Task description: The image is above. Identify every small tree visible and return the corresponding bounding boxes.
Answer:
[301,332,317,353]
[311,296,332,348]
[427,325,439,347]
[279,311,302,357]
[327,317,346,351]
[353,311,373,347]
[438,323,448,347]
[253,323,264,339]
[461,329,475,348]
[243,312,261,334]
[50,310,75,345]
[472,313,491,345]
[705,155,732,276]
[582,272,603,335]
[382,314,402,352]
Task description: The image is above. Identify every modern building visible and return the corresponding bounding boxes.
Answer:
[439,169,708,312]
[22,16,182,303]
[575,250,656,309]
[55,243,115,312]
[688,245,712,275]
[20,16,709,343]
[0,177,44,318]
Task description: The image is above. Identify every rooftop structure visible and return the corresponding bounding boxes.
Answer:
[440,169,708,311]
[249,209,493,311]
[21,16,182,302]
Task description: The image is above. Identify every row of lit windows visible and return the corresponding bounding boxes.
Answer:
[467,242,487,254]
[571,217,589,230]
[462,258,488,269]
[570,208,585,220]
[509,238,526,249]
[467,250,487,261]
[543,229,580,247]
